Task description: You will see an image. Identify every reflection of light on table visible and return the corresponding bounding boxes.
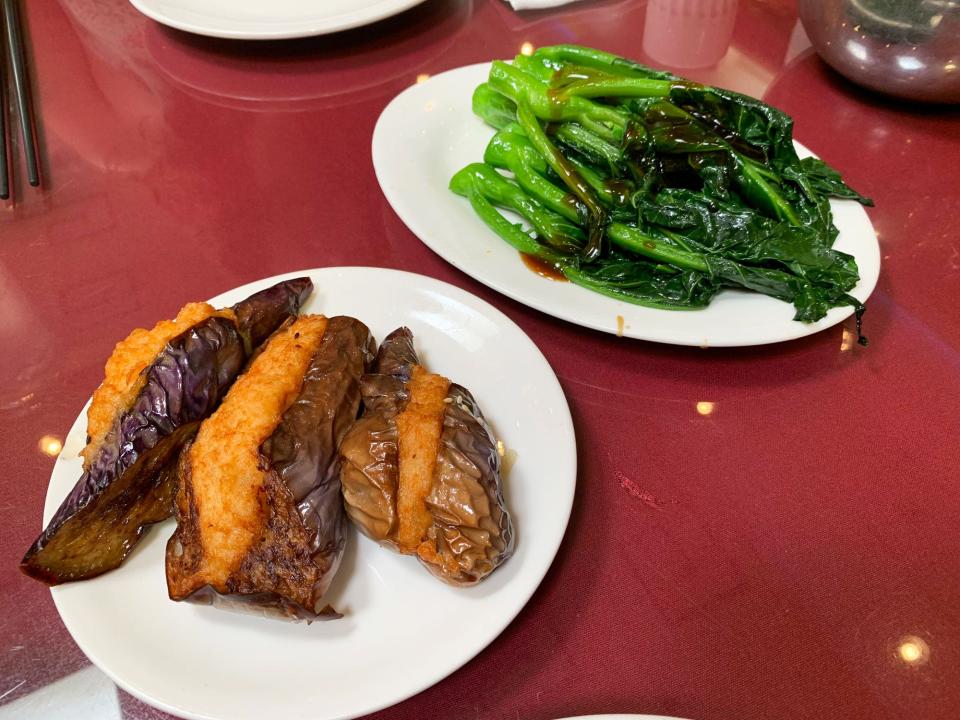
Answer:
[840,328,854,352]
[416,73,431,84]
[696,401,715,416]
[520,42,534,57]
[38,435,63,457]
[700,47,776,99]
[897,635,930,666]
[0,665,120,719]
[784,19,813,65]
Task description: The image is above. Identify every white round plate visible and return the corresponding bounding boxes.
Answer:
[46,267,576,720]
[372,63,881,347]
[128,0,427,40]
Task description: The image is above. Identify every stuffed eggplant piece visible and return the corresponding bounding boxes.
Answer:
[166,315,375,621]
[340,328,514,586]
[20,278,312,586]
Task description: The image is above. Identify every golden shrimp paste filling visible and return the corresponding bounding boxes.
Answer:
[83,302,235,467]
[395,366,451,554]
[167,315,328,597]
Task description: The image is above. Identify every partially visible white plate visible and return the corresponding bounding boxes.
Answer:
[46,267,576,720]
[128,0,427,39]
[372,63,881,347]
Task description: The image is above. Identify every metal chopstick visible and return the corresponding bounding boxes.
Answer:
[0,18,9,201]
[2,0,38,189]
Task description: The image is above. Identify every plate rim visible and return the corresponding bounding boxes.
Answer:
[47,265,577,720]
[127,0,428,40]
[371,62,882,348]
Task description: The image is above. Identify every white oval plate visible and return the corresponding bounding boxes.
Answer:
[46,267,576,720]
[372,63,881,347]
[128,0,426,40]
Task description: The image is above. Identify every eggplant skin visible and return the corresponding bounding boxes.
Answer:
[232,276,312,350]
[370,326,416,381]
[261,316,376,601]
[340,327,515,586]
[169,454,343,621]
[167,316,375,621]
[21,317,246,585]
[423,382,514,585]
[339,328,414,544]
[20,278,313,586]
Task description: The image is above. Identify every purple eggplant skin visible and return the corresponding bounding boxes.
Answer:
[169,316,375,621]
[20,278,312,586]
[262,317,376,597]
[232,276,313,350]
[340,327,515,586]
[371,326,416,381]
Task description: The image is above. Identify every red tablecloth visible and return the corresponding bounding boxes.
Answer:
[2,1,958,719]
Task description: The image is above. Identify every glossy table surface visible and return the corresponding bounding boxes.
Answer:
[2,1,959,719]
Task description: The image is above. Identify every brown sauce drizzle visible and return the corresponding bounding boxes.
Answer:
[623,122,646,149]
[551,148,600,211]
[674,103,766,162]
[603,179,632,205]
[562,193,582,213]
[520,253,568,281]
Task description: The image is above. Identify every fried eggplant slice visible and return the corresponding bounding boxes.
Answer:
[340,327,514,586]
[166,315,374,621]
[20,278,312,585]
